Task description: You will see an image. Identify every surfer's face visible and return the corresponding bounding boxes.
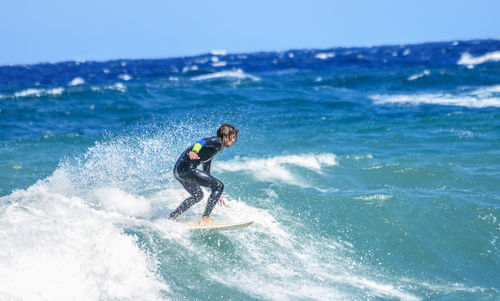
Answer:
[223,135,235,147]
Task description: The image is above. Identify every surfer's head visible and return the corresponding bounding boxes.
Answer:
[217,124,239,147]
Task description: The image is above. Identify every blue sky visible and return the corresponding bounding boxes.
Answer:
[2,0,500,65]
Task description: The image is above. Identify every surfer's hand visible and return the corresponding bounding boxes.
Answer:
[219,197,226,206]
[189,151,200,160]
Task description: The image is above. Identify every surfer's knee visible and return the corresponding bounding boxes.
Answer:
[193,189,204,202]
[212,180,224,193]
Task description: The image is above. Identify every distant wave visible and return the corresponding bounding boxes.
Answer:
[371,85,500,108]
[91,82,127,92]
[0,83,128,99]
[408,70,430,81]
[69,77,85,86]
[190,69,260,81]
[210,50,227,56]
[458,51,500,66]
[315,52,336,60]
[118,74,132,81]
[0,87,64,99]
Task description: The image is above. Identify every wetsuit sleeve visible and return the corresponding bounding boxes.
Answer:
[203,160,212,174]
[192,139,206,153]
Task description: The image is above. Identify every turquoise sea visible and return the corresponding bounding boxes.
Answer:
[1,40,499,300]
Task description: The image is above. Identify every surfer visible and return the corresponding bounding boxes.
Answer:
[168,124,239,225]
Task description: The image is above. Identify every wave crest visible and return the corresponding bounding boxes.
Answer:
[215,153,337,186]
[190,69,260,81]
[458,51,500,66]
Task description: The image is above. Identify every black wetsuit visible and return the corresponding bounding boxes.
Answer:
[169,136,224,219]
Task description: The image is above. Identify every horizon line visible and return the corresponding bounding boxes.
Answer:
[2,37,499,68]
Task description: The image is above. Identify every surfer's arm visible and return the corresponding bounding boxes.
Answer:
[192,139,206,154]
[188,139,206,160]
[203,160,212,174]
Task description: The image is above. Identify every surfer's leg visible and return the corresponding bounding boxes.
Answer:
[189,169,224,217]
[168,180,204,219]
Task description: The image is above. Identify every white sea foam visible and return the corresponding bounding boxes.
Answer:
[210,50,227,56]
[0,172,168,301]
[91,83,127,92]
[93,187,150,216]
[190,69,260,81]
[371,87,500,108]
[182,65,198,73]
[470,84,500,97]
[202,195,420,301]
[212,61,227,67]
[14,88,43,97]
[12,87,64,98]
[355,194,392,201]
[215,153,337,186]
[118,74,132,81]
[109,82,127,92]
[69,77,85,86]
[408,70,430,81]
[315,52,336,60]
[458,51,500,65]
[346,154,373,160]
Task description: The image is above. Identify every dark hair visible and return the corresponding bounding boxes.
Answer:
[217,124,239,144]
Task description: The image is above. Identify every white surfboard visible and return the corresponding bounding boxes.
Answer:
[183,221,254,231]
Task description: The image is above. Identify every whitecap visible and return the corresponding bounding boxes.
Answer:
[408,70,430,81]
[370,90,500,108]
[190,69,260,81]
[315,52,336,60]
[355,194,392,201]
[91,83,127,92]
[458,51,500,65]
[210,50,227,56]
[346,154,373,160]
[182,65,198,73]
[118,74,132,81]
[470,84,500,97]
[212,61,227,67]
[13,87,64,98]
[69,77,85,86]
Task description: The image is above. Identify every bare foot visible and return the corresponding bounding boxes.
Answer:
[199,216,218,226]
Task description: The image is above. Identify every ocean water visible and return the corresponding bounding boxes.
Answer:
[1,39,499,300]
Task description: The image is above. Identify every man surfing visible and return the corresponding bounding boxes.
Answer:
[168,124,239,226]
